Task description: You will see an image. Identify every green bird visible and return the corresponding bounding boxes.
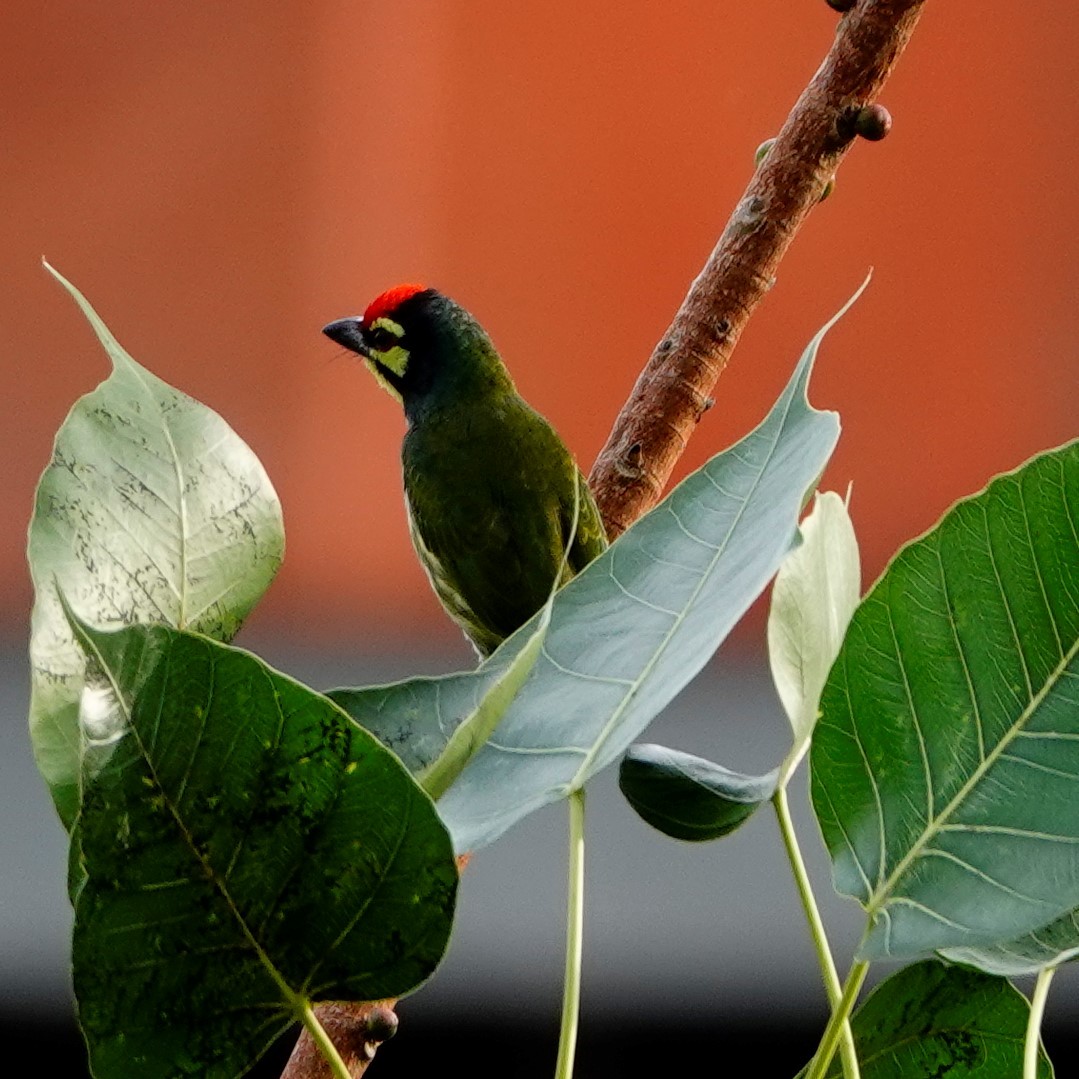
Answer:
[323,284,608,657]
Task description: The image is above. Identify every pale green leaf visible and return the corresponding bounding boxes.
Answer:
[418,582,553,801]
[28,264,284,824]
[943,907,1079,977]
[768,489,860,763]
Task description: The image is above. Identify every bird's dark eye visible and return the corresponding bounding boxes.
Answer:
[367,326,400,352]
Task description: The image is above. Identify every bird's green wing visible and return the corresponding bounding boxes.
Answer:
[403,398,581,655]
[564,467,609,577]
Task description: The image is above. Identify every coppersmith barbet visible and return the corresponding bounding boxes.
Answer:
[323,284,608,657]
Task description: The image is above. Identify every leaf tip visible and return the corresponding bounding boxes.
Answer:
[42,260,132,373]
[42,257,67,288]
[819,270,873,342]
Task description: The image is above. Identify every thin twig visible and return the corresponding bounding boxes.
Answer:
[589,0,927,538]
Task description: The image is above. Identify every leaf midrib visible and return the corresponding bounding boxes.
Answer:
[53,262,192,627]
[569,382,809,790]
[75,627,301,1011]
[867,634,1079,915]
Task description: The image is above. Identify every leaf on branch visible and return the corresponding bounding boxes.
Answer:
[334,286,865,852]
[942,906,1079,978]
[811,441,1079,959]
[68,620,457,1079]
[416,586,554,802]
[28,263,284,825]
[768,489,860,775]
[618,744,776,842]
[803,960,1053,1078]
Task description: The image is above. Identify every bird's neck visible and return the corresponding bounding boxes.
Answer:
[403,341,517,426]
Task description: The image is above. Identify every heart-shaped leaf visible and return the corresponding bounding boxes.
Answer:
[804,960,1053,1078]
[69,619,457,1079]
[811,441,1079,959]
[29,264,284,825]
[335,284,862,852]
[618,744,777,841]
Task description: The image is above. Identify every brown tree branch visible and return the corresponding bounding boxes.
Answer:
[281,854,470,1079]
[283,2,927,1075]
[282,1002,399,1079]
[589,0,927,538]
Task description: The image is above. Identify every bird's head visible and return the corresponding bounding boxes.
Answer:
[323,284,512,412]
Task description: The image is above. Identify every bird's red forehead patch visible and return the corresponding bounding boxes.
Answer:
[363,283,428,325]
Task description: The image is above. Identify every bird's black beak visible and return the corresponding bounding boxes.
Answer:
[322,317,370,358]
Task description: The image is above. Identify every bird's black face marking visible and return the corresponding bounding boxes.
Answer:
[324,288,498,413]
[322,314,412,400]
[367,324,400,352]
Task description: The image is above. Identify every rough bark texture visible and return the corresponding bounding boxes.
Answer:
[283,2,927,1075]
[588,0,927,538]
[283,1003,399,1079]
[282,853,470,1079]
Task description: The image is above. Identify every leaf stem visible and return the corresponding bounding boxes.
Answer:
[554,788,587,1079]
[805,960,869,1079]
[1024,965,1055,1079]
[300,1001,353,1079]
[772,786,860,1079]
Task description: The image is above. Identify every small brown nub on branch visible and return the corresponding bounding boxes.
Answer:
[282,1002,400,1078]
[365,1005,399,1044]
[588,0,926,538]
[617,441,645,479]
[854,103,892,140]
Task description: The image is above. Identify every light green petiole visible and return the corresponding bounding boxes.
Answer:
[554,788,587,1079]
[805,960,869,1079]
[772,785,860,1079]
[1024,965,1055,1079]
[300,1001,353,1079]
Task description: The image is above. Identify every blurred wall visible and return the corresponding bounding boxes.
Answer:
[4,1,1077,648]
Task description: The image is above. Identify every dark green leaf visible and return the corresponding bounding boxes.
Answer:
[619,744,777,841]
[811,442,1079,959]
[334,285,859,852]
[807,960,1053,1078]
[69,621,456,1079]
[29,264,284,824]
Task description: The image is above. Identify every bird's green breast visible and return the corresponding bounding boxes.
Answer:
[401,390,606,655]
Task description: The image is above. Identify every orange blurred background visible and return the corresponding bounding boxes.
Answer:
[4,7,1079,1069]
[4,1,1077,650]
